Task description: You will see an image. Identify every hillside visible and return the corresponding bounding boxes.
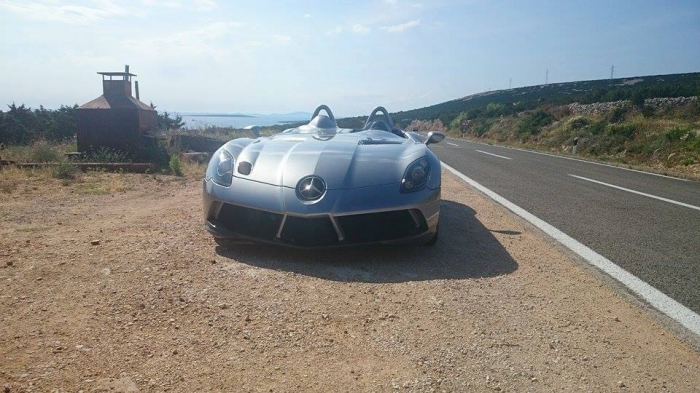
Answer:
[393,72,700,127]
[339,72,700,177]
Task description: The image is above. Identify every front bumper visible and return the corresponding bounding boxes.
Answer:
[203,178,440,248]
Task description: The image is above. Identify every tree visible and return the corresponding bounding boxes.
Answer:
[150,102,185,130]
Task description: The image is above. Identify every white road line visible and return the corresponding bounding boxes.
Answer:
[570,174,700,212]
[449,138,689,182]
[476,150,512,160]
[446,142,460,147]
[443,163,700,337]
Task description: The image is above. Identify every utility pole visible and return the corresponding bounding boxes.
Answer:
[610,65,614,80]
[509,77,512,89]
[545,69,549,85]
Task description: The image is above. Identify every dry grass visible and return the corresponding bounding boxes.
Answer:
[0,161,205,197]
[452,103,700,178]
[0,139,77,163]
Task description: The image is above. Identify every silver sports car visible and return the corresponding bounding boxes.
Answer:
[203,105,445,248]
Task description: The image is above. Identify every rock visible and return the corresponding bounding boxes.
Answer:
[96,377,139,392]
[91,240,100,246]
[218,303,230,309]
[6,261,12,267]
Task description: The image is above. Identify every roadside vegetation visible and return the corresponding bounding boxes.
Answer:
[2,72,700,178]
[442,99,700,176]
[0,102,201,178]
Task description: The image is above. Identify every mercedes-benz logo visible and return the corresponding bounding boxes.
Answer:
[296,176,327,201]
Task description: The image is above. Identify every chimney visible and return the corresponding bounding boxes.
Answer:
[135,81,140,100]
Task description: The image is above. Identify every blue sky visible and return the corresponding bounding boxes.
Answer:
[1,0,699,117]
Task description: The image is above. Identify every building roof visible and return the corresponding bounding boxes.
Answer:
[97,72,137,77]
[78,94,155,111]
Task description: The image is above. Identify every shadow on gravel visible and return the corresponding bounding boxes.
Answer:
[215,200,518,283]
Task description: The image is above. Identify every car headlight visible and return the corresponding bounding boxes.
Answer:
[401,157,430,193]
[208,149,234,187]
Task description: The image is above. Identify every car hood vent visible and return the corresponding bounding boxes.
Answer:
[358,139,404,145]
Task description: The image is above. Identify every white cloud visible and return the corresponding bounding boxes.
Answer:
[304,13,311,18]
[193,0,216,11]
[273,34,292,44]
[0,0,130,24]
[60,50,115,68]
[381,20,419,33]
[325,26,343,35]
[351,24,371,35]
[382,0,397,4]
[143,0,182,8]
[123,21,240,60]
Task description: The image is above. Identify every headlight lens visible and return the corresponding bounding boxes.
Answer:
[401,157,430,193]
[211,149,234,187]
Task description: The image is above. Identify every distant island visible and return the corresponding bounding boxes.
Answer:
[185,113,255,118]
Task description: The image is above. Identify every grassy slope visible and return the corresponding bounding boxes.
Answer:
[369,72,700,178]
[456,102,700,179]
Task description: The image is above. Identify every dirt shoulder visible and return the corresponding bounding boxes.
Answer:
[1,168,699,392]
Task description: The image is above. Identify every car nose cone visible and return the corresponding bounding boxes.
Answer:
[296,176,326,201]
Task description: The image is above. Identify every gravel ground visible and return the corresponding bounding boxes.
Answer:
[1,168,699,392]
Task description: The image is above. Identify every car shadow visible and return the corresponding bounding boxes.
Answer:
[215,200,518,283]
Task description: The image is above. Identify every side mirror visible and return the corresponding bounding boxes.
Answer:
[244,125,261,138]
[425,131,445,145]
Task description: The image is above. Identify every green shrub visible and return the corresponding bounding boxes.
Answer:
[86,147,131,163]
[606,106,628,123]
[517,109,554,135]
[665,126,691,142]
[29,140,61,162]
[136,136,170,166]
[607,124,636,140]
[586,120,606,136]
[169,154,183,176]
[567,116,591,130]
[52,161,79,180]
[474,119,494,137]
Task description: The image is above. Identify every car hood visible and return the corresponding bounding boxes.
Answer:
[225,131,426,189]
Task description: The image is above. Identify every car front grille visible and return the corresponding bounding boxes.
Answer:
[280,216,339,247]
[336,210,426,243]
[217,204,284,239]
[214,204,427,247]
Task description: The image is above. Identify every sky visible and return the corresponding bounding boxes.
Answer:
[1,0,699,117]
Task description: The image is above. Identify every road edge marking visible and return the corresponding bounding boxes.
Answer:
[570,174,700,212]
[476,150,512,160]
[443,162,700,337]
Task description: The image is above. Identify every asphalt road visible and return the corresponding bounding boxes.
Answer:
[433,138,700,315]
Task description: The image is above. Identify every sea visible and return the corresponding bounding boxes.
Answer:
[180,112,311,129]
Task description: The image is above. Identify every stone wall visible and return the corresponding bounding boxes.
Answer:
[568,96,698,115]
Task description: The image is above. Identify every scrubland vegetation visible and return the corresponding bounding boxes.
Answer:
[2,72,699,178]
[443,100,700,174]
